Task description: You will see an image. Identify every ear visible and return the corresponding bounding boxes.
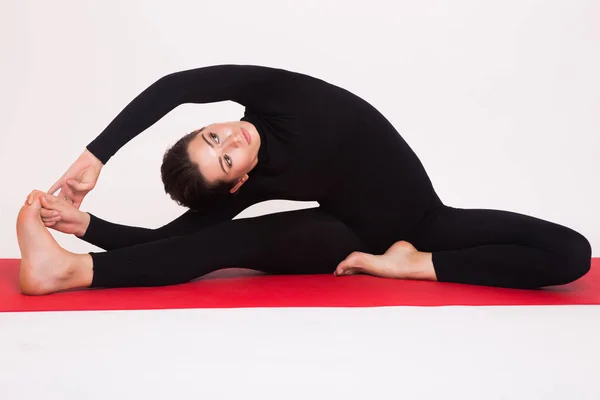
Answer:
[229,174,249,194]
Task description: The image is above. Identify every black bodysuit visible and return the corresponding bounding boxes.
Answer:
[79,65,591,289]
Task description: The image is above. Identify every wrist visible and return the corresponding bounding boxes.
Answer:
[75,212,91,237]
[84,148,104,167]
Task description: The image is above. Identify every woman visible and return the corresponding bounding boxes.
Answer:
[17,64,591,295]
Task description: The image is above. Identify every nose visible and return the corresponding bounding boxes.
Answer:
[224,133,243,149]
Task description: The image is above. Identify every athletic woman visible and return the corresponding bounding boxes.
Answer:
[17,65,591,295]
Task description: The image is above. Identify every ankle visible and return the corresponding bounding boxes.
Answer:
[68,253,94,288]
[407,251,437,281]
[27,253,92,294]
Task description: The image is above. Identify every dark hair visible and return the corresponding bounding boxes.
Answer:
[160,128,235,210]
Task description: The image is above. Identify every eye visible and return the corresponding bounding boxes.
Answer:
[224,154,232,167]
[210,132,219,143]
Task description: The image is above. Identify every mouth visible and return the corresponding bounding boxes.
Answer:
[241,127,251,145]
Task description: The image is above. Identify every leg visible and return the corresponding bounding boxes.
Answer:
[336,205,591,289]
[17,196,369,294]
[405,205,592,288]
[88,207,370,288]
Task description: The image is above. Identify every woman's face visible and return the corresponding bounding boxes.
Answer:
[187,121,261,191]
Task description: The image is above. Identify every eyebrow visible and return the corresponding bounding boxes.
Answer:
[201,133,228,174]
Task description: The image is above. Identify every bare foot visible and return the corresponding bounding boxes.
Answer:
[334,241,436,280]
[16,192,88,295]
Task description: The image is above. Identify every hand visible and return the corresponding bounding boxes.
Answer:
[26,190,90,236]
[47,149,104,209]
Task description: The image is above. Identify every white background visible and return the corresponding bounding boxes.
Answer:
[1,4,599,399]
[2,306,600,400]
[1,0,598,257]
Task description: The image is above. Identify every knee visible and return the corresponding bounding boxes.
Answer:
[555,230,592,284]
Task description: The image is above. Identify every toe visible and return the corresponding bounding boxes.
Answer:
[335,251,379,276]
[336,256,364,276]
[29,195,43,210]
[347,252,370,268]
[335,260,351,276]
[40,194,54,209]
[334,263,345,276]
[26,190,39,205]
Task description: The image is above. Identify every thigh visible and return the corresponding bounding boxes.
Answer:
[407,205,589,257]
[237,207,371,275]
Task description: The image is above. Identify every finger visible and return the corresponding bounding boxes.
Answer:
[32,191,47,201]
[48,180,62,195]
[54,189,73,205]
[45,221,57,227]
[58,188,77,204]
[65,196,76,207]
[40,208,54,218]
[47,192,77,208]
[40,195,59,209]
[42,216,61,223]
[67,179,94,192]
[40,208,59,218]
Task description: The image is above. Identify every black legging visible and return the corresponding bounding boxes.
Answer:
[406,204,591,288]
[86,203,591,290]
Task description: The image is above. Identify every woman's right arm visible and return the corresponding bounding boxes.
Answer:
[48,65,303,206]
[46,148,104,209]
[86,64,304,165]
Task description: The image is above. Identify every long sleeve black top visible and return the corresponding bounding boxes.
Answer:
[84,65,439,253]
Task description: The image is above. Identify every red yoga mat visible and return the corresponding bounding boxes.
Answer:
[0,258,598,312]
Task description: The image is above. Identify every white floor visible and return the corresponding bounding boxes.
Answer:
[1,306,599,400]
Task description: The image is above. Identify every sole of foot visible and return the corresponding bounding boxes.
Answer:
[16,193,75,295]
